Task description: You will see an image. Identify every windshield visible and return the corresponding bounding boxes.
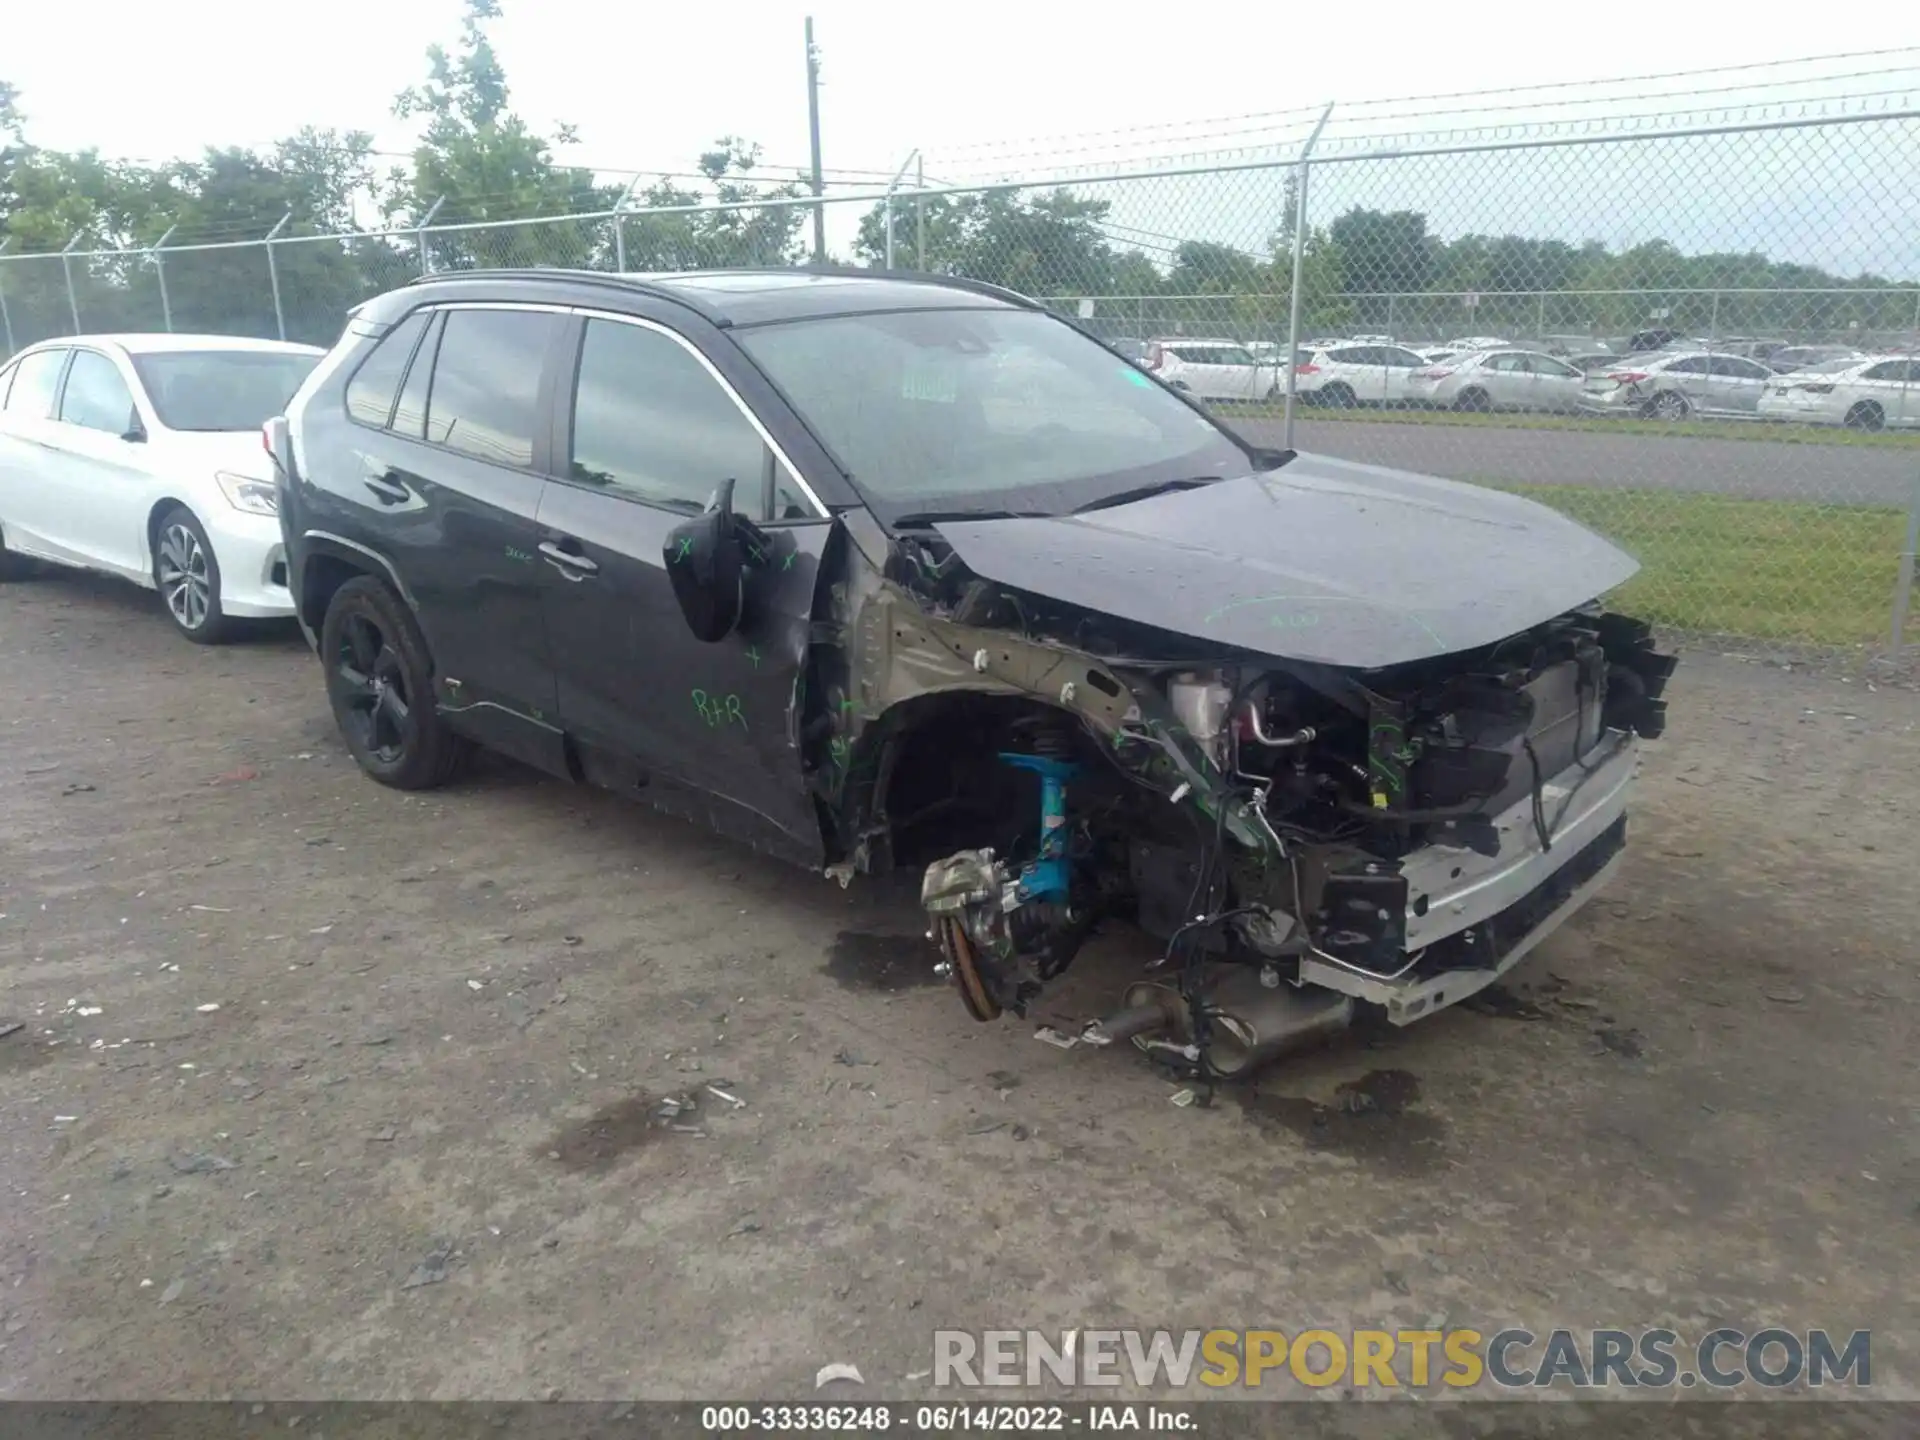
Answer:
[736,308,1255,518]
[130,350,320,432]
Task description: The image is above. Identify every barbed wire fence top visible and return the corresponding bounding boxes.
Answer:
[3,91,1918,659]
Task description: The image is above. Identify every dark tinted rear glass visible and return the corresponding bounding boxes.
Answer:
[346,311,430,429]
[424,309,563,469]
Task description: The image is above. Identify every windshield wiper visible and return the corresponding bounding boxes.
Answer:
[1071,476,1220,514]
[889,508,1049,530]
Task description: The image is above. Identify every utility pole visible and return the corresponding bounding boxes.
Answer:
[805,16,826,263]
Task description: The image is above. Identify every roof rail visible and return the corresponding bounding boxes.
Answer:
[788,261,1041,311]
[399,267,728,324]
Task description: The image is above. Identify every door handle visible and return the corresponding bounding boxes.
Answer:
[538,540,599,579]
[363,473,410,505]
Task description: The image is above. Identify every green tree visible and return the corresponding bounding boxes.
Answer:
[1328,207,1434,324]
[620,139,806,270]
[387,0,618,269]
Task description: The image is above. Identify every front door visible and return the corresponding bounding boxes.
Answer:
[538,313,832,864]
[46,348,151,573]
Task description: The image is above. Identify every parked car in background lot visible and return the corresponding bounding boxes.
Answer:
[0,334,323,641]
[1566,352,1622,374]
[1764,344,1863,375]
[1579,349,1775,420]
[1440,334,1509,352]
[1718,337,1790,363]
[1756,354,1919,431]
[1292,341,1430,407]
[1142,338,1280,401]
[1106,337,1152,367]
[1410,348,1586,413]
[269,267,1673,1080]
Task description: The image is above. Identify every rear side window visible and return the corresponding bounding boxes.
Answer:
[345,310,430,429]
[59,351,137,434]
[567,318,770,513]
[424,309,562,469]
[390,312,444,440]
[1663,356,1709,375]
[5,349,68,418]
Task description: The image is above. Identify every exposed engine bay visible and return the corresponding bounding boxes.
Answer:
[809,505,1676,1085]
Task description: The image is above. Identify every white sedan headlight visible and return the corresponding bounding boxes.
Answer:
[215,471,278,516]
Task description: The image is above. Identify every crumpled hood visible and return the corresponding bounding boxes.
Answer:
[932,452,1639,669]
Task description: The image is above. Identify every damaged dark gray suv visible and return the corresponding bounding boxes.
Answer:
[273,268,1674,1081]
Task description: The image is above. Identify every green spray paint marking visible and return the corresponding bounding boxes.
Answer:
[505,545,534,564]
[782,551,797,572]
[745,645,762,669]
[830,736,851,769]
[672,536,694,563]
[692,689,747,731]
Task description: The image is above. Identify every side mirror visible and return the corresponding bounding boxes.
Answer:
[123,414,147,444]
[664,477,749,643]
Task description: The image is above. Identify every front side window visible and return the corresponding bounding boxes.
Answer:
[346,310,431,429]
[132,351,320,432]
[59,351,138,434]
[738,306,1252,517]
[1862,362,1902,382]
[424,308,563,469]
[568,318,771,514]
[4,349,68,418]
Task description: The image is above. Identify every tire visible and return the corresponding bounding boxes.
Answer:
[1646,391,1690,421]
[152,505,238,645]
[320,575,467,790]
[1844,401,1885,432]
[1320,383,1356,409]
[1453,388,1492,413]
[1265,384,1282,403]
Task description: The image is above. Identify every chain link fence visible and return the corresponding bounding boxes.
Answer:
[4,106,1918,657]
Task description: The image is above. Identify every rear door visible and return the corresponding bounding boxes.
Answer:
[1659,355,1712,407]
[1480,352,1534,408]
[333,303,568,772]
[1531,353,1584,413]
[1379,346,1427,405]
[0,347,73,556]
[1707,355,1771,413]
[1326,346,1381,401]
[537,311,832,863]
[1215,343,1263,401]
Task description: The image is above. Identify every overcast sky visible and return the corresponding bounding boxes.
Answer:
[7,2,1920,273]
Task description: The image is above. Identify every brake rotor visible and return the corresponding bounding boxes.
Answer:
[936,915,1002,1022]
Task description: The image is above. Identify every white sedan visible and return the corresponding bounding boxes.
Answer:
[0,334,322,642]
[1756,354,1919,431]
[1408,348,1587,413]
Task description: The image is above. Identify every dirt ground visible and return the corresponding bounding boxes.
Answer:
[1,569,1915,1411]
